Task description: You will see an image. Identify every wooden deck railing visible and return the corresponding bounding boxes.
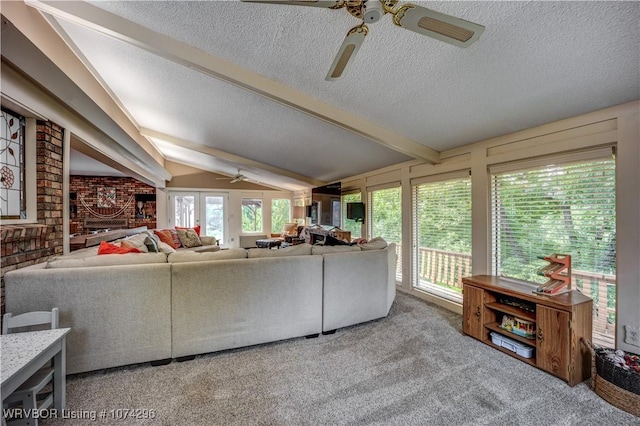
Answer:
[398,245,616,348]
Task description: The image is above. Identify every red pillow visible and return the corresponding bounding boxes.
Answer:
[97,241,141,255]
[175,225,201,236]
[154,229,180,249]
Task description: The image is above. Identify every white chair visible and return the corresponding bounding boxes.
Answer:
[2,308,59,426]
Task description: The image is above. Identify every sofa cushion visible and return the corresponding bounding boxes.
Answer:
[168,248,247,263]
[190,245,221,253]
[176,228,202,248]
[199,236,216,246]
[97,241,140,255]
[311,245,361,255]
[248,243,312,258]
[62,246,100,259]
[47,252,167,268]
[358,236,388,251]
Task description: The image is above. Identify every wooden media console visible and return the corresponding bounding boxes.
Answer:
[462,275,593,386]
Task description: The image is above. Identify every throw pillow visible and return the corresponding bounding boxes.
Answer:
[176,225,201,236]
[168,229,182,248]
[154,229,181,249]
[176,228,203,248]
[157,241,177,254]
[97,241,141,255]
[121,233,149,252]
[144,234,160,252]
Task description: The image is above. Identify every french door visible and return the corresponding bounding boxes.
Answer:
[169,192,228,246]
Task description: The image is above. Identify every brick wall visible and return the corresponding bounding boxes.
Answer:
[1,120,64,315]
[70,176,156,234]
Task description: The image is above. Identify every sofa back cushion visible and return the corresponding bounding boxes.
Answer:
[47,252,167,269]
[247,243,312,258]
[311,245,361,255]
[168,248,247,263]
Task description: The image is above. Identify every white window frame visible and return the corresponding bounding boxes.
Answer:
[1,115,37,224]
[411,170,472,304]
[241,196,264,234]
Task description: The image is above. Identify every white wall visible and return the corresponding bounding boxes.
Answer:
[332,101,640,352]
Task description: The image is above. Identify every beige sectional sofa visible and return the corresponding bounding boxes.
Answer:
[4,241,397,374]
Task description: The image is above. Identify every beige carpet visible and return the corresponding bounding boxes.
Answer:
[40,293,638,425]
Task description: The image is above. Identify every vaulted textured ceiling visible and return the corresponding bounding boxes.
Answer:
[9,1,640,190]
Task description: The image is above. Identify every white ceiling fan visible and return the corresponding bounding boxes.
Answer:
[216,170,253,183]
[241,0,485,81]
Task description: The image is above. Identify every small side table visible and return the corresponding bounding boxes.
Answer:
[1,328,71,421]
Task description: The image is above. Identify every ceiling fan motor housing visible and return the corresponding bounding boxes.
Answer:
[363,0,383,23]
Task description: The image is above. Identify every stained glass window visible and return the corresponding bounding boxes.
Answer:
[1,108,26,219]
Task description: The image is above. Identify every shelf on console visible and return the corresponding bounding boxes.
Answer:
[485,302,536,322]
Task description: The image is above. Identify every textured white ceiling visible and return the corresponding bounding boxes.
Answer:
[51,1,640,188]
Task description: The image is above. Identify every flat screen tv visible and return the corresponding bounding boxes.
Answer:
[311,182,341,227]
[346,202,365,223]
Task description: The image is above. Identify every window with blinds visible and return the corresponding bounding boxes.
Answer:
[491,152,616,347]
[342,192,362,239]
[412,173,472,303]
[367,185,402,282]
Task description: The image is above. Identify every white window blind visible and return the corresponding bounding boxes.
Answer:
[491,153,616,347]
[412,172,471,303]
[342,192,362,239]
[367,185,402,282]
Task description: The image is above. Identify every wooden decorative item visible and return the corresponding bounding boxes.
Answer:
[534,253,571,295]
[97,186,116,208]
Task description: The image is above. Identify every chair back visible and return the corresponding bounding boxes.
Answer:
[2,308,59,334]
[281,222,299,236]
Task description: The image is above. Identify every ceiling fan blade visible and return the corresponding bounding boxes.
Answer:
[325,24,368,81]
[392,4,484,48]
[241,0,344,8]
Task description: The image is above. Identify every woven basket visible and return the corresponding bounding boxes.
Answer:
[581,338,640,417]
